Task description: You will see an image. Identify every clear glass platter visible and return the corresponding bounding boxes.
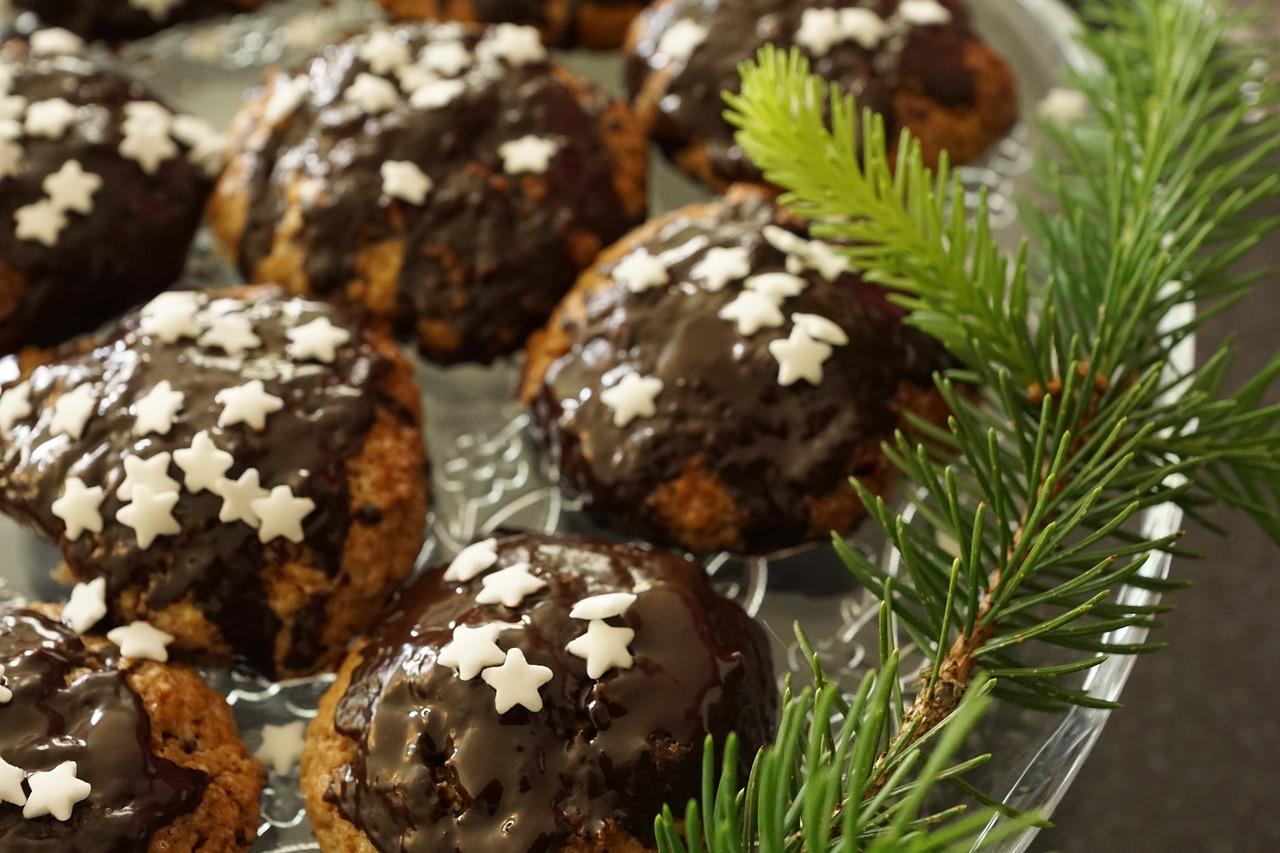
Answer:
[0,1,1179,850]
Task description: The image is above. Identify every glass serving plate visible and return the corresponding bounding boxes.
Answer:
[0,1,1179,850]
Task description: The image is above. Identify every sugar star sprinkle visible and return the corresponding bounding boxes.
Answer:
[140,292,204,342]
[0,139,21,180]
[0,676,9,705]
[107,620,174,661]
[199,314,261,355]
[791,313,849,346]
[50,385,97,439]
[215,468,268,527]
[569,592,637,620]
[443,538,499,582]
[719,290,784,335]
[477,24,546,66]
[0,381,32,430]
[1038,87,1090,126]
[793,240,848,281]
[171,114,228,176]
[409,78,466,110]
[566,619,635,678]
[769,326,833,386]
[0,95,26,122]
[24,98,77,138]
[250,485,315,544]
[264,75,309,126]
[839,8,888,48]
[745,272,807,300]
[62,577,107,633]
[129,0,181,21]
[0,756,24,807]
[475,562,547,608]
[898,0,952,25]
[23,760,90,820]
[358,29,412,75]
[498,135,559,175]
[438,622,519,680]
[345,72,400,114]
[380,160,432,205]
[174,431,234,494]
[122,101,173,135]
[116,452,180,500]
[132,380,184,436]
[255,721,306,775]
[217,380,284,431]
[52,477,105,540]
[795,8,844,56]
[120,128,179,174]
[29,28,85,55]
[116,484,181,549]
[690,246,751,292]
[657,19,708,61]
[600,371,663,427]
[419,40,471,75]
[480,647,552,713]
[612,249,669,293]
[43,160,101,214]
[14,199,67,247]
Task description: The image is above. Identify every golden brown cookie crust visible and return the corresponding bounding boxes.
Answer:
[375,0,645,49]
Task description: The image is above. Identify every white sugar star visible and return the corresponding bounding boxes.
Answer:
[898,0,952,25]
[214,468,267,527]
[132,380,184,436]
[173,431,234,494]
[358,29,413,75]
[719,290,785,335]
[745,272,807,300]
[62,577,107,633]
[569,592,636,620]
[198,313,261,355]
[255,721,306,776]
[769,327,834,387]
[796,9,844,57]
[30,27,85,55]
[1038,87,1090,126]
[0,139,22,180]
[0,95,25,122]
[23,760,89,820]
[50,385,97,439]
[116,452,180,501]
[438,622,520,680]
[345,72,400,114]
[25,98,78,139]
[566,619,635,678]
[264,75,309,126]
[408,78,466,110]
[480,647,552,713]
[477,24,546,66]
[52,477,105,540]
[762,224,808,257]
[839,8,888,49]
[120,128,179,174]
[216,380,283,431]
[600,371,663,427]
[419,40,471,76]
[43,160,101,215]
[171,114,227,176]
[250,485,315,544]
[613,249,669,293]
[498,135,559,175]
[793,240,848,281]
[0,381,32,431]
[792,313,849,345]
[380,160,432,205]
[116,485,181,549]
[443,538,498,582]
[107,619,174,661]
[122,101,173,136]
[0,678,8,704]
[129,0,181,19]
[140,295,203,343]
[657,19,707,61]
[691,246,751,292]
[14,199,67,247]
[475,562,547,608]
[0,756,24,807]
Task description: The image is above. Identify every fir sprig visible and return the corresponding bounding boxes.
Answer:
[657,0,1280,849]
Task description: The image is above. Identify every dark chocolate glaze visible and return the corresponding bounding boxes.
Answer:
[530,191,950,554]
[229,22,644,364]
[627,0,982,185]
[9,0,260,41]
[0,287,404,675]
[329,533,776,853]
[0,607,206,851]
[0,43,211,353]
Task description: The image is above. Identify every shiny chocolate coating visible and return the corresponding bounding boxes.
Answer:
[0,44,211,353]
[529,191,949,554]
[0,607,206,851]
[627,0,983,185]
[226,22,644,364]
[329,532,777,851]
[10,0,261,41]
[0,287,399,674]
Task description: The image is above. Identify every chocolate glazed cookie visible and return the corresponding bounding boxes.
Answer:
[377,0,649,49]
[625,0,1018,190]
[0,286,429,677]
[0,606,264,851]
[521,186,952,555]
[10,0,262,41]
[0,37,225,354]
[210,22,648,365]
[302,532,777,852]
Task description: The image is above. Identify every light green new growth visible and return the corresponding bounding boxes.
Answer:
[657,0,1280,849]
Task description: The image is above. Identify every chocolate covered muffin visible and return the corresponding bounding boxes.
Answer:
[9,0,263,41]
[376,0,649,49]
[210,22,648,365]
[303,532,776,852]
[0,285,429,677]
[521,186,951,554]
[0,34,225,354]
[625,0,1018,190]
[0,604,264,850]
